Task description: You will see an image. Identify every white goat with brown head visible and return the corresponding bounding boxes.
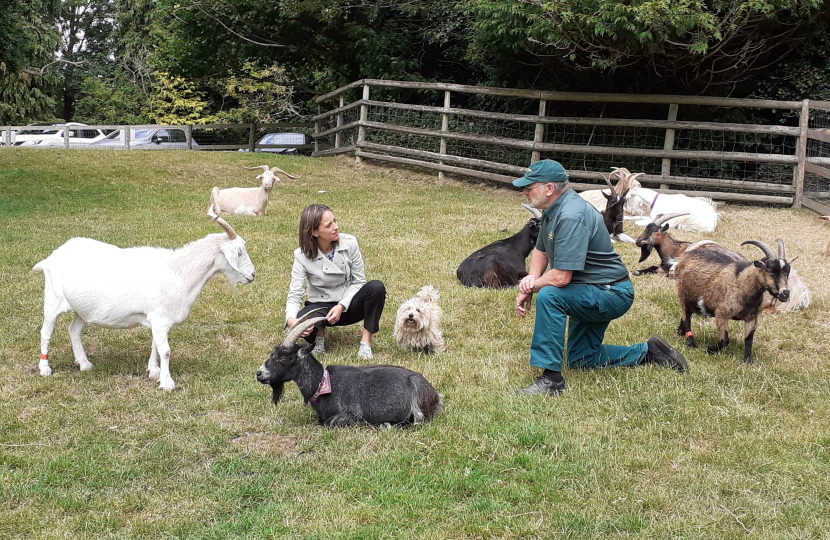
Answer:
[208,165,300,216]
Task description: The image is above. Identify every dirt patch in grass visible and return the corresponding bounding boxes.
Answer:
[230,431,305,456]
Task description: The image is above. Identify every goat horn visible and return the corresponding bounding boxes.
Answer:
[653,213,690,226]
[601,173,614,190]
[776,238,786,260]
[269,166,302,179]
[522,203,543,219]
[210,214,237,240]
[741,240,776,259]
[243,165,270,173]
[281,308,329,348]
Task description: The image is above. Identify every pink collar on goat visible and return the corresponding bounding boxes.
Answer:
[309,369,332,403]
[650,193,659,210]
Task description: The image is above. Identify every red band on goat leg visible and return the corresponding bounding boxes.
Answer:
[40,354,48,360]
[685,331,693,338]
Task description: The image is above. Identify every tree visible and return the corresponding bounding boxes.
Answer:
[0,0,62,123]
[465,0,830,95]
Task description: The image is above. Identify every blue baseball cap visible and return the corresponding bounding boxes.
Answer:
[513,160,568,187]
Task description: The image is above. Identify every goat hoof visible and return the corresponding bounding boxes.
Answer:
[705,346,719,355]
[158,378,176,391]
[76,360,94,371]
[39,366,52,377]
[147,368,161,381]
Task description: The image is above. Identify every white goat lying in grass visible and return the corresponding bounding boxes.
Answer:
[209,165,300,216]
[33,213,255,390]
[623,184,719,233]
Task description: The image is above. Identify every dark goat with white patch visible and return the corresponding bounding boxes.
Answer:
[456,204,543,288]
[674,239,791,363]
[600,174,633,243]
[256,309,443,428]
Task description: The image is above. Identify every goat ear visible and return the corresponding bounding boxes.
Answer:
[221,244,242,273]
[754,260,766,269]
[298,342,314,358]
[661,223,670,232]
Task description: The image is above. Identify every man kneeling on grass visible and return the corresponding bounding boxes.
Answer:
[514,159,688,396]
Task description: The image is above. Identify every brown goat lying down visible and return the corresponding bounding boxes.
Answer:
[674,239,791,364]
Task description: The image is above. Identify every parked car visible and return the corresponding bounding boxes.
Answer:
[90,128,197,150]
[11,123,107,147]
[241,132,314,155]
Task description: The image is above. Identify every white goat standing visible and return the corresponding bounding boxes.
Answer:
[209,165,301,216]
[33,214,255,390]
[625,186,720,233]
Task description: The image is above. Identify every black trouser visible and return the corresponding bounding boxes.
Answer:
[297,280,387,343]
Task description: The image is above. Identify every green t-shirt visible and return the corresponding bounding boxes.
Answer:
[535,189,630,284]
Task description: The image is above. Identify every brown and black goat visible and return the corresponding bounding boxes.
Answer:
[674,239,791,364]
[456,204,543,288]
[632,213,693,276]
[256,309,443,428]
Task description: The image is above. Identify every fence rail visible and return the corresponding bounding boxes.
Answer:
[312,79,830,212]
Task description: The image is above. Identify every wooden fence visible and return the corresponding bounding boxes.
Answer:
[311,79,830,214]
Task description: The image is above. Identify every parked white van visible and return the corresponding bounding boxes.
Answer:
[12,123,107,147]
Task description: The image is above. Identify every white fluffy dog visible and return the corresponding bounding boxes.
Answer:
[393,285,445,354]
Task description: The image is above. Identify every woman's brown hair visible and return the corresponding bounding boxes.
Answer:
[299,204,336,259]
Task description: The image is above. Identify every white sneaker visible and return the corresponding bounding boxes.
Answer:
[312,336,326,355]
[357,341,373,360]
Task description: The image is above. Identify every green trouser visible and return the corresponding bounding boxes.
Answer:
[530,280,648,372]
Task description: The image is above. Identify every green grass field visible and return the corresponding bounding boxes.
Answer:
[1,149,828,539]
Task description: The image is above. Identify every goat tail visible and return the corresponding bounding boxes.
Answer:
[410,377,443,424]
[417,285,440,302]
[207,187,222,217]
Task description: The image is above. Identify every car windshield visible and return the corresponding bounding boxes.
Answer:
[134,129,154,140]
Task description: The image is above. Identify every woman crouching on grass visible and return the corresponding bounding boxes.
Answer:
[285,204,386,359]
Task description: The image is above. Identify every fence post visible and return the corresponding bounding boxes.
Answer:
[356,84,369,163]
[3,127,8,146]
[64,126,70,149]
[335,96,344,150]
[186,125,193,151]
[439,90,451,180]
[532,99,547,163]
[661,103,678,189]
[248,123,256,153]
[792,99,809,209]
[124,126,131,150]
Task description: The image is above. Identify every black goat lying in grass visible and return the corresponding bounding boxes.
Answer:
[456,204,543,288]
[256,309,443,428]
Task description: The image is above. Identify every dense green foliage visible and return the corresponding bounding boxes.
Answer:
[2,0,830,124]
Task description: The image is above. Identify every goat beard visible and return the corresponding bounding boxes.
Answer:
[638,244,653,263]
[270,382,285,406]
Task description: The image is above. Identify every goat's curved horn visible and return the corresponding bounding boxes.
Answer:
[269,166,302,179]
[601,173,614,190]
[281,308,328,348]
[243,165,270,173]
[522,203,543,219]
[210,214,237,240]
[653,213,690,226]
[741,240,776,259]
[776,238,786,260]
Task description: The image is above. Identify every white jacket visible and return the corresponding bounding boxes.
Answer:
[285,233,367,321]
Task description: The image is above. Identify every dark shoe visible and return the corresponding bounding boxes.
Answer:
[516,376,566,396]
[643,335,688,373]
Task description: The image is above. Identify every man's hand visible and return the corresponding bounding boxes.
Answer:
[519,274,536,295]
[516,291,533,318]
